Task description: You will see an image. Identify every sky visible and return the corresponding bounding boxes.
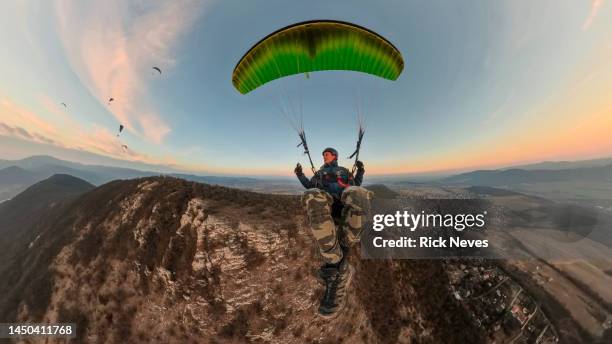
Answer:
[1,0,611,177]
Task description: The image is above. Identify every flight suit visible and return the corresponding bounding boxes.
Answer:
[297,160,372,264]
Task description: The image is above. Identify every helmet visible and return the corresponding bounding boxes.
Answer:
[322,147,338,157]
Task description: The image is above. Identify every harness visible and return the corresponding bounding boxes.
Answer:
[316,162,355,199]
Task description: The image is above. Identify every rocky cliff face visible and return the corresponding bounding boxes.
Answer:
[0,177,485,343]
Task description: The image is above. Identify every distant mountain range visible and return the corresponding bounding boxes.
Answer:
[3,154,612,203]
[0,155,301,200]
[504,156,612,170]
[378,156,612,206]
[443,164,612,185]
[0,156,155,200]
[441,163,612,205]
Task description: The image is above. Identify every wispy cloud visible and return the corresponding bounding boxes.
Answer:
[583,0,604,31]
[0,98,59,137]
[0,122,57,145]
[138,113,171,145]
[0,96,176,166]
[53,0,206,144]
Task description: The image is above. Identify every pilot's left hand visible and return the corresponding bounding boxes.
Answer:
[355,160,365,171]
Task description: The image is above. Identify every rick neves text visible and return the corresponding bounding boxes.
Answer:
[372,236,489,248]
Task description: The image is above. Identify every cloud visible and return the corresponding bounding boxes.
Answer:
[0,119,178,167]
[0,98,59,136]
[583,0,603,31]
[53,0,207,143]
[0,122,57,145]
[63,124,178,166]
[0,95,176,166]
[138,114,171,144]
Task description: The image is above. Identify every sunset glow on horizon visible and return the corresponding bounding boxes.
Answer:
[1,0,611,176]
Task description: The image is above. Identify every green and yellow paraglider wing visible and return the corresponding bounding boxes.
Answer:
[232,20,404,94]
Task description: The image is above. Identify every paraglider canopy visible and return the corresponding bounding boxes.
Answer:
[232,20,404,94]
[152,66,162,74]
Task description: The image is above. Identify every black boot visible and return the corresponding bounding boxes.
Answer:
[318,256,354,317]
[317,240,350,285]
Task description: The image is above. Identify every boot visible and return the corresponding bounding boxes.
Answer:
[318,256,354,317]
[317,239,350,285]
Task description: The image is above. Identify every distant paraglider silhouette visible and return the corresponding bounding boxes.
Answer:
[116,124,124,137]
[60,102,67,109]
[152,66,162,74]
[108,97,114,105]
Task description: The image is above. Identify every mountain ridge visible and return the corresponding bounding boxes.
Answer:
[0,176,484,343]
[0,155,303,201]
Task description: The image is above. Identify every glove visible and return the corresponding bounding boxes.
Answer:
[294,163,303,175]
[355,160,365,171]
